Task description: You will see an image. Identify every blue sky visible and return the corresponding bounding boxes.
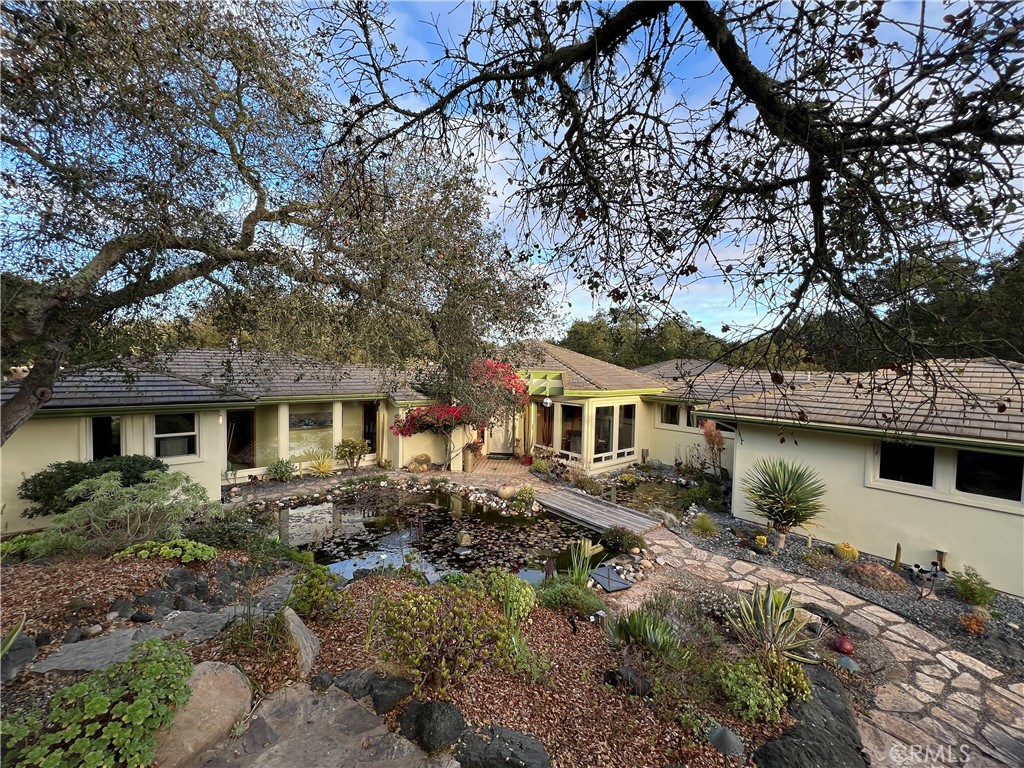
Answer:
[370,0,769,337]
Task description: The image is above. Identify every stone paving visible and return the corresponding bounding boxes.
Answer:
[630,526,1024,768]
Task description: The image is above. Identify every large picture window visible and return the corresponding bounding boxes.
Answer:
[879,441,934,486]
[956,450,1024,502]
[155,413,197,458]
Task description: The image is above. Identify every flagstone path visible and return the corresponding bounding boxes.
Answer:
[621,527,1024,768]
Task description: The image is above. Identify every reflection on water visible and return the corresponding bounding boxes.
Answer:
[308,491,594,582]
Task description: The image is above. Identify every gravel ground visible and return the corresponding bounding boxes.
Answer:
[669,507,1024,677]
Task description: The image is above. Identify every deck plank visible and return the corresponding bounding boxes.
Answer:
[535,488,661,534]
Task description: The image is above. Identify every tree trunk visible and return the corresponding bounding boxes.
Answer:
[0,331,73,446]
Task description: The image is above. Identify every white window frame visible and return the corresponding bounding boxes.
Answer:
[592,402,637,464]
[877,440,936,489]
[154,412,199,459]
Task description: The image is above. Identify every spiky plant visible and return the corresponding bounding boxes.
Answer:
[728,584,817,684]
[741,457,827,548]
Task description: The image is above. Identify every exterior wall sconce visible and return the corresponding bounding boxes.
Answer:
[542,397,552,408]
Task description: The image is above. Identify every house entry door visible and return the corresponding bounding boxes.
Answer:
[487,418,516,456]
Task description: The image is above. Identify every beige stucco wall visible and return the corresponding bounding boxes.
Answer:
[730,424,1024,597]
[646,406,736,476]
[1,409,226,535]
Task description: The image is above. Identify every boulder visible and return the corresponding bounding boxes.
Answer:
[753,665,868,768]
[153,662,252,768]
[1,633,36,683]
[310,670,334,692]
[334,667,378,698]
[407,461,429,473]
[398,700,466,753]
[497,484,519,500]
[456,531,473,547]
[370,675,415,714]
[32,627,169,673]
[281,607,319,678]
[456,724,552,768]
[412,453,432,466]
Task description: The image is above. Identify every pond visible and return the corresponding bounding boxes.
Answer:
[284,488,596,584]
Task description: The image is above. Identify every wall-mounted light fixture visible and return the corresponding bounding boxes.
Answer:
[542,397,552,408]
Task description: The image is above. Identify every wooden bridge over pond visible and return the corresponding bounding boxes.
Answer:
[534,487,662,534]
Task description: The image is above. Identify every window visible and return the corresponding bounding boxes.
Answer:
[559,404,583,456]
[879,441,934,486]
[617,404,636,457]
[594,406,613,459]
[956,450,1024,502]
[91,416,121,460]
[660,403,681,426]
[155,413,197,458]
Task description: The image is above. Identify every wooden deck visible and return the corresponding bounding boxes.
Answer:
[534,487,662,534]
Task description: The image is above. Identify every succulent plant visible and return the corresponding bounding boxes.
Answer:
[832,542,859,562]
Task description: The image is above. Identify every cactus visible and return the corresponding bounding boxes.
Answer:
[833,542,859,562]
[893,542,902,571]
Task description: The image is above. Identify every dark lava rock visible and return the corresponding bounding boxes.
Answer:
[370,675,415,714]
[753,665,867,768]
[310,670,334,693]
[110,598,135,618]
[398,700,466,753]
[1,633,37,683]
[34,630,52,647]
[166,567,199,594]
[334,668,378,699]
[130,611,153,623]
[137,588,173,609]
[62,627,82,644]
[604,666,654,698]
[174,594,207,612]
[350,568,375,582]
[456,724,552,768]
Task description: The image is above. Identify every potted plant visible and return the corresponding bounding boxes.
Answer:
[741,457,826,548]
[463,440,484,471]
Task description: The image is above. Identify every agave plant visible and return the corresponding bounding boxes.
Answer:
[741,457,826,548]
[728,585,816,684]
[606,608,689,664]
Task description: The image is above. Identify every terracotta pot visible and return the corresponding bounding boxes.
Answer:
[522,455,533,466]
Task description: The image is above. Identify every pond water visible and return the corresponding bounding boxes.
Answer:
[296,490,595,583]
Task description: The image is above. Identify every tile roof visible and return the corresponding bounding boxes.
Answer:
[697,359,1024,446]
[0,367,252,410]
[635,358,729,379]
[154,349,417,399]
[656,368,829,404]
[521,342,667,392]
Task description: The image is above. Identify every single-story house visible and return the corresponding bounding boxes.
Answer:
[691,358,1024,596]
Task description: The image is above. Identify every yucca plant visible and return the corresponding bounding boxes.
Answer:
[741,457,826,548]
[728,584,816,684]
[306,449,336,478]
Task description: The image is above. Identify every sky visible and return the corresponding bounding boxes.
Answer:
[364,0,770,337]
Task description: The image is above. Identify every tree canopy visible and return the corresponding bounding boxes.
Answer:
[320,0,1024,367]
[0,1,547,444]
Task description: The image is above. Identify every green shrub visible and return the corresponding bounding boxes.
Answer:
[1,638,192,768]
[616,472,641,490]
[689,512,719,538]
[438,572,467,587]
[0,533,45,562]
[600,526,645,553]
[728,584,815,684]
[678,481,723,512]
[367,586,515,694]
[951,565,996,608]
[801,548,834,570]
[464,568,535,626]
[115,538,218,563]
[18,455,169,518]
[530,458,552,475]
[266,459,297,482]
[335,439,370,470]
[720,657,787,723]
[513,485,537,505]
[778,656,812,703]
[181,520,268,554]
[28,471,216,557]
[606,608,688,663]
[286,564,342,621]
[533,576,606,615]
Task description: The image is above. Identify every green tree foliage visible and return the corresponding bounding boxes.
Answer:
[0,2,549,445]
[320,1,1023,373]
